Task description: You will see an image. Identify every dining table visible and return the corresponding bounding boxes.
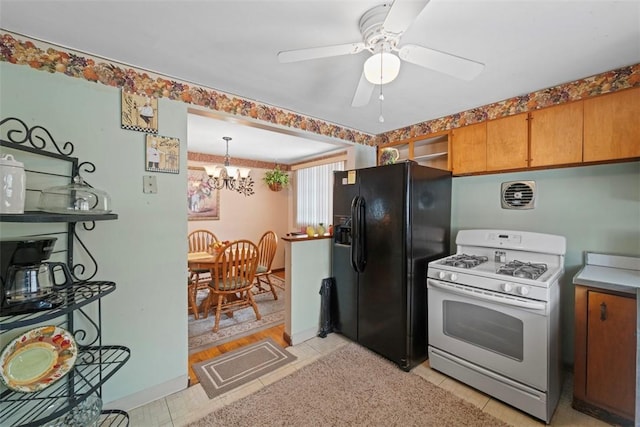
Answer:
[187,246,258,271]
[187,251,221,271]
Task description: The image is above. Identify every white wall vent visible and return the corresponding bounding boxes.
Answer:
[501,181,536,210]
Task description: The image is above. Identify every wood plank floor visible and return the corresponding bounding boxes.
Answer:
[188,270,287,387]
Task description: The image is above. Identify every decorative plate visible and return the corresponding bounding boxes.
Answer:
[0,325,78,393]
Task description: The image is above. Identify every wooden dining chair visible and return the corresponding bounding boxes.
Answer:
[253,231,279,300]
[202,240,261,332]
[187,276,199,319]
[187,229,218,319]
[188,229,219,253]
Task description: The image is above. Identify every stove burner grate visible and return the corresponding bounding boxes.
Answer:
[440,254,489,269]
[496,260,548,280]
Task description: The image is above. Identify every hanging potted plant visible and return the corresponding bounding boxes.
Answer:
[263,165,289,192]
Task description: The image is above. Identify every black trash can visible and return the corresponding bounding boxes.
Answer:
[318,277,335,338]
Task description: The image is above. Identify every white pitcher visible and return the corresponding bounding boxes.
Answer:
[0,154,26,214]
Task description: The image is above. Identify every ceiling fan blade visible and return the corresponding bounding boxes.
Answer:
[351,72,375,107]
[398,44,484,81]
[382,0,431,35]
[278,42,365,63]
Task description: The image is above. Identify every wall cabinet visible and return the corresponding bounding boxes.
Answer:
[583,87,640,162]
[446,87,639,176]
[378,131,450,170]
[0,118,130,426]
[486,113,528,171]
[530,101,583,167]
[451,122,486,175]
[451,114,528,174]
[573,284,636,426]
[384,88,638,176]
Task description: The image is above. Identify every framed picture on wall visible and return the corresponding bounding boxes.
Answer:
[145,134,180,174]
[188,167,220,220]
[121,91,158,133]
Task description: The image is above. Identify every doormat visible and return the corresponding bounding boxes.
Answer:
[193,337,297,399]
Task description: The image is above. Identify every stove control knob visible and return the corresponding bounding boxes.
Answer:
[517,286,530,296]
[438,271,446,280]
[502,283,513,292]
[450,273,458,281]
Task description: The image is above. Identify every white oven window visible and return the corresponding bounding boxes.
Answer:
[443,301,524,361]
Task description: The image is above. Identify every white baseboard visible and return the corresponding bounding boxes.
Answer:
[103,375,188,411]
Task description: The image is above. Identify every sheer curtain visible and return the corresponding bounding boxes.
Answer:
[295,161,344,228]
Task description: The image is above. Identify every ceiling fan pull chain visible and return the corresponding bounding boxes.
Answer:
[378,54,385,123]
[378,87,384,123]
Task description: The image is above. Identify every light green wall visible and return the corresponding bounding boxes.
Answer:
[284,238,332,344]
[0,63,189,405]
[0,59,378,408]
[451,161,640,363]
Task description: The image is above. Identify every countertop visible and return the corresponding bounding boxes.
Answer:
[281,234,332,243]
[573,252,640,294]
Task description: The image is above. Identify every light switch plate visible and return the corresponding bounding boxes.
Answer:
[143,175,157,194]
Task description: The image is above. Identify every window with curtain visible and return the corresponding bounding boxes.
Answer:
[295,161,344,228]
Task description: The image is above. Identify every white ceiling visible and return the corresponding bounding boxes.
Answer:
[1,0,639,163]
[187,112,352,163]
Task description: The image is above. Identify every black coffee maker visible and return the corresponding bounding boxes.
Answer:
[0,237,73,315]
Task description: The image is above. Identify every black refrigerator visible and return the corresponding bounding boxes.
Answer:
[332,161,451,371]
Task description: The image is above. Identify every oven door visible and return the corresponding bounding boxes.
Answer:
[428,278,548,391]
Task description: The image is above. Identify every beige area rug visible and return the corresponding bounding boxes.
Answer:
[189,343,510,427]
[188,274,285,355]
[193,338,297,399]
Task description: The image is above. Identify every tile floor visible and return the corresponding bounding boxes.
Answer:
[129,334,611,426]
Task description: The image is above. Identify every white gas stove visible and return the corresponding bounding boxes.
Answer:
[427,229,567,423]
[427,229,566,302]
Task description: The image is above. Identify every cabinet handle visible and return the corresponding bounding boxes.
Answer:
[600,302,607,321]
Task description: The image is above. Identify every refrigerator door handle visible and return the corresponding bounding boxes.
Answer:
[350,196,360,272]
[356,196,366,272]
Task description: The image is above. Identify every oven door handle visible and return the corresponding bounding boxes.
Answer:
[427,279,547,311]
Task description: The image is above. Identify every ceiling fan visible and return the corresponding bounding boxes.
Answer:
[277,0,484,107]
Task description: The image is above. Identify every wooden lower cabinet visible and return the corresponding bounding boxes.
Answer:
[573,284,636,425]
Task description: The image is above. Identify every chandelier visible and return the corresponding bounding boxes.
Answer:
[203,136,255,197]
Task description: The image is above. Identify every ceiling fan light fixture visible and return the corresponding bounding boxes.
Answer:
[363,52,401,85]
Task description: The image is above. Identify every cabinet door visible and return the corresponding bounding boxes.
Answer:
[586,290,636,418]
[530,101,583,167]
[486,113,528,171]
[584,87,640,162]
[451,122,486,175]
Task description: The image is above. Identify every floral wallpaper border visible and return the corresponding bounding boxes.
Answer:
[0,32,375,146]
[1,31,638,147]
